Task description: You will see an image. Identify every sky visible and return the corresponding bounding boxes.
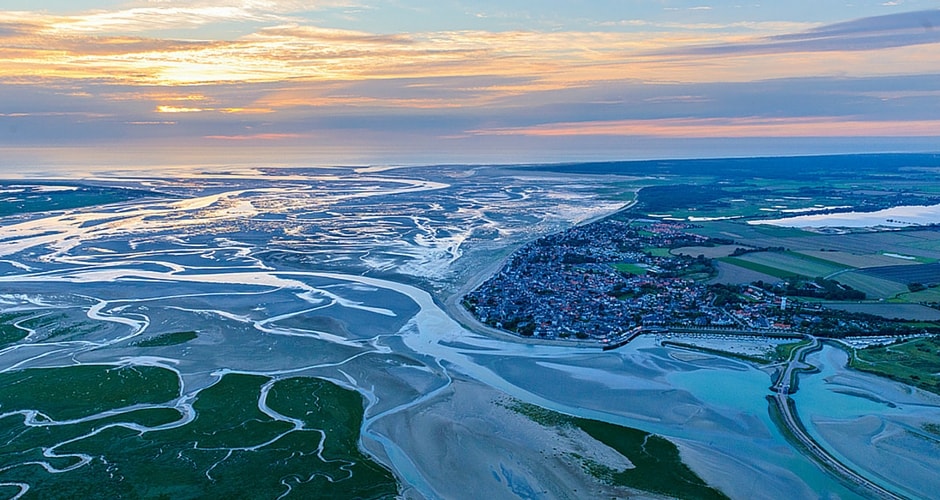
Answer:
[1,1,940,168]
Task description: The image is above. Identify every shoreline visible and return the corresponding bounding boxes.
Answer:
[440,198,638,349]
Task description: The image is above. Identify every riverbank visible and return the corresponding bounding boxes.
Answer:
[440,198,637,349]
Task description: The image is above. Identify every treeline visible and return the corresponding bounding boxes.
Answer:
[751,278,865,301]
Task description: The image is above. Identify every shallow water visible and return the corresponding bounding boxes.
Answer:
[756,203,940,228]
[0,165,931,498]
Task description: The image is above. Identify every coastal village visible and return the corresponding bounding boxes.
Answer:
[463,218,926,345]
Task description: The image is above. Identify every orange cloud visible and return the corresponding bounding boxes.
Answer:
[156,105,205,113]
[2,8,939,90]
[470,117,940,138]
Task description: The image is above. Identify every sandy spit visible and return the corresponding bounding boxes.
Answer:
[367,377,669,500]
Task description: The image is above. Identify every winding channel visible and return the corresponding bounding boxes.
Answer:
[0,167,937,498]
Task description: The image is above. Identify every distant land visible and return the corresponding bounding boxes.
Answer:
[1,153,939,499]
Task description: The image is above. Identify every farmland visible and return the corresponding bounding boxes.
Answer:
[611,160,940,321]
[720,251,848,279]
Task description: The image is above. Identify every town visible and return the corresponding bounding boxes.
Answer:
[463,218,935,345]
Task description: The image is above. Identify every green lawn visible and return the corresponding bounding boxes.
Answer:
[613,263,648,276]
[645,247,672,257]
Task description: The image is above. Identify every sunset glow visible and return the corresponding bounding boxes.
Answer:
[2,2,939,166]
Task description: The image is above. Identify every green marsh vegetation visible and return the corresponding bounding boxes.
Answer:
[508,400,727,499]
[848,336,940,395]
[0,366,398,499]
[134,330,198,347]
[0,313,29,346]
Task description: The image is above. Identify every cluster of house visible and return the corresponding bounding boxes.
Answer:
[463,219,815,341]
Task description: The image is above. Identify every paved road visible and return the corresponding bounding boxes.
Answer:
[771,336,906,500]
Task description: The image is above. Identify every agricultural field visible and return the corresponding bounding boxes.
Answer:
[709,261,780,285]
[894,286,940,303]
[688,221,819,245]
[723,251,849,279]
[860,262,940,285]
[823,303,940,321]
[828,271,911,300]
[689,217,940,308]
[797,250,925,269]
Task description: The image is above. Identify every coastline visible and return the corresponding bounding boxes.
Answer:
[440,198,638,349]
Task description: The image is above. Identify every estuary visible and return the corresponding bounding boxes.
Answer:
[0,164,938,499]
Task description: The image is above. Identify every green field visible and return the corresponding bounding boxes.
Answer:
[509,401,727,499]
[613,263,648,276]
[797,250,924,269]
[831,271,910,300]
[729,251,848,279]
[718,257,803,279]
[895,286,940,303]
[848,336,940,395]
[645,247,673,257]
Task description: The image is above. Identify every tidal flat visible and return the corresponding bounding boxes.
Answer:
[0,160,938,498]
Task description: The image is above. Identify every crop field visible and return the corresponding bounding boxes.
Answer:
[823,303,940,321]
[731,251,848,278]
[718,257,800,279]
[829,271,910,300]
[860,262,940,285]
[895,287,940,303]
[695,222,940,262]
[709,261,780,285]
[807,230,940,259]
[796,250,924,269]
[688,221,818,244]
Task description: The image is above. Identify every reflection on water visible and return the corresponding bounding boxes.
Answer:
[755,203,940,228]
[0,165,933,498]
[793,346,940,499]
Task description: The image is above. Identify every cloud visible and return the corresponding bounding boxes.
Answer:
[203,132,306,140]
[3,4,940,158]
[468,117,940,138]
[654,9,940,56]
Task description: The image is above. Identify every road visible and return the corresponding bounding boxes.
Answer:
[770,336,906,500]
